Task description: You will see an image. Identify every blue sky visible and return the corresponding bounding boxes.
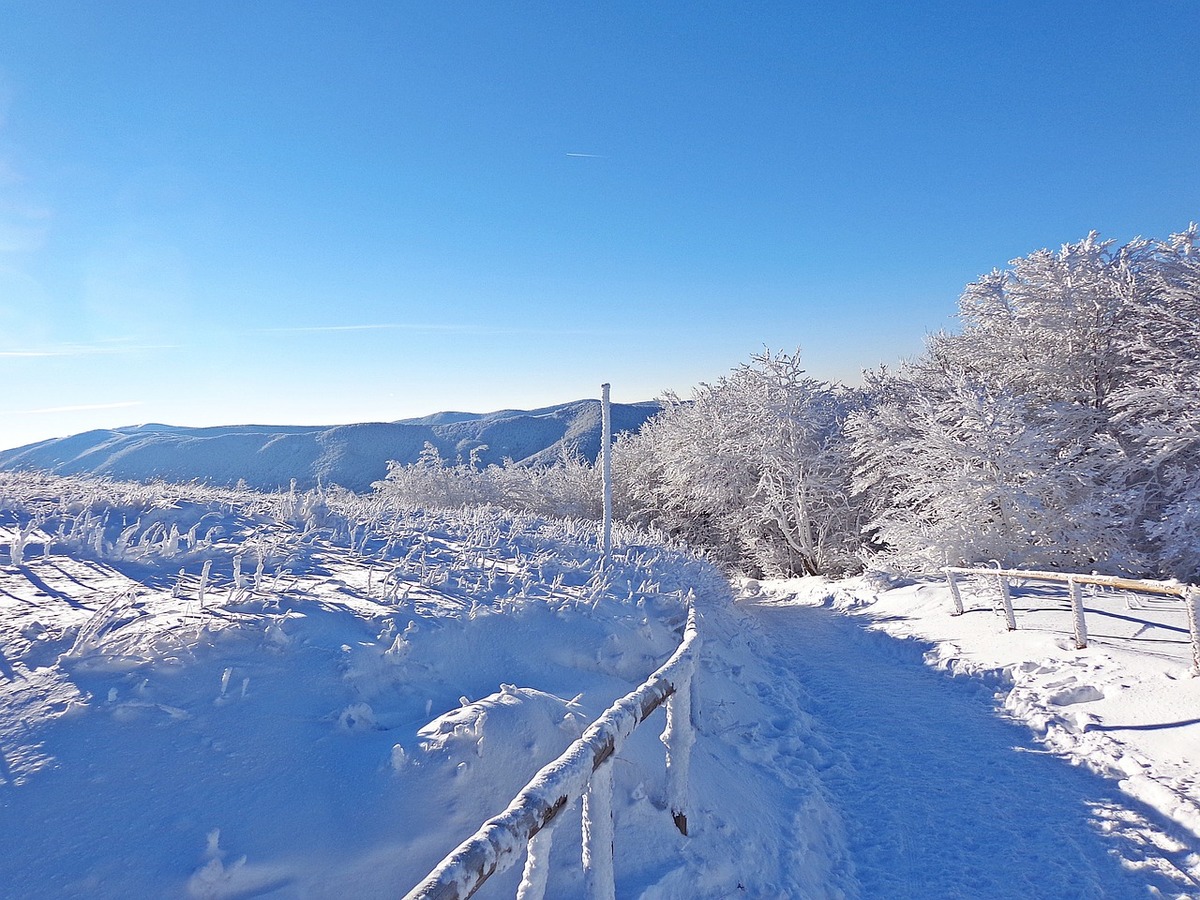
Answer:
[1,2,1197,449]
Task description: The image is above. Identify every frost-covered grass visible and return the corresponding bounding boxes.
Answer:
[0,473,825,898]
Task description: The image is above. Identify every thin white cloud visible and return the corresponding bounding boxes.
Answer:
[0,221,48,254]
[0,342,173,358]
[262,323,622,337]
[262,323,469,334]
[566,152,606,159]
[7,401,143,416]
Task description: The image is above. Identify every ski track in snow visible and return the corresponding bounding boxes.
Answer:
[746,597,1200,898]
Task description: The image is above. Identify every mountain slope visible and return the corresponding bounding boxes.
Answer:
[0,400,663,492]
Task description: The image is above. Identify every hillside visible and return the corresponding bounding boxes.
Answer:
[0,400,663,493]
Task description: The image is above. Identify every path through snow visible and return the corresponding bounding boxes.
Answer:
[745,598,1196,898]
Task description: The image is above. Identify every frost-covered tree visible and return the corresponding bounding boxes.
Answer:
[850,361,1132,572]
[1108,226,1200,578]
[851,227,1200,577]
[616,350,863,576]
[948,231,1146,415]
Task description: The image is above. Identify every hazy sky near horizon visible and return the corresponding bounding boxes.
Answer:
[2,2,1197,449]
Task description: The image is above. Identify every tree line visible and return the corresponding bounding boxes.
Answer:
[375,226,1200,581]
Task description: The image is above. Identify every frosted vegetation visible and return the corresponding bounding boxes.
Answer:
[0,471,758,895]
[376,226,1200,583]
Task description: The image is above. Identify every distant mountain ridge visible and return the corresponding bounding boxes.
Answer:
[0,399,664,493]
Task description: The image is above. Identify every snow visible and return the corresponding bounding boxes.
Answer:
[747,574,1200,894]
[0,475,839,897]
[2,473,1198,897]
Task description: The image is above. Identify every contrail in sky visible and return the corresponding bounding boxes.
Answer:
[566,152,606,159]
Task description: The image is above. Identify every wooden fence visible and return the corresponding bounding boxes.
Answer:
[405,604,701,900]
[943,566,1200,675]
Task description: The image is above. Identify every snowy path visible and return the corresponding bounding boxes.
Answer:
[746,600,1197,898]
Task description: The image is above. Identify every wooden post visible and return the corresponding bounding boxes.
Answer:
[600,383,613,564]
[1186,587,1200,677]
[516,824,554,900]
[663,669,694,836]
[1067,575,1088,649]
[996,574,1017,631]
[582,758,615,900]
[945,569,964,616]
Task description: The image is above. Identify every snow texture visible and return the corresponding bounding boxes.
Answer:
[2,473,1197,897]
[748,574,1200,896]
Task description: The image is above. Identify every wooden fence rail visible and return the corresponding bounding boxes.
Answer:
[943,566,1200,675]
[405,604,701,900]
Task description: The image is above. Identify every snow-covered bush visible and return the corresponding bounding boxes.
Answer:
[372,443,602,520]
[614,350,863,576]
[373,443,499,510]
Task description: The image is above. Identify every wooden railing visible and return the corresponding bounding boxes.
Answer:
[405,604,702,900]
[943,565,1200,675]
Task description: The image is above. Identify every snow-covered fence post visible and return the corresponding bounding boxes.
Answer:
[516,824,555,900]
[944,568,964,616]
[662,648,696,836]
[996,573,1017,631]
[1067,575,1088,650]
[600,383,613,564]
[1186,587,1200,677]
[581,758,615,900]
[406,605,701,900]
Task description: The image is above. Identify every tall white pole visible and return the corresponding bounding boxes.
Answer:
[601,383,613,562]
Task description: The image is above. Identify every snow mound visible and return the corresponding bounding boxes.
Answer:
[412,685,584,781]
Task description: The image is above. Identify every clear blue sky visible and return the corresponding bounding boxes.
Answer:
[2,2,1197,449]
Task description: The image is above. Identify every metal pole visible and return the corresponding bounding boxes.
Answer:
[600,383,613,563]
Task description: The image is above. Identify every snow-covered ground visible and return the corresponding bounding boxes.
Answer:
[0,475,846,897]
[2,474,1198,897]
[747,575,1200,896]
